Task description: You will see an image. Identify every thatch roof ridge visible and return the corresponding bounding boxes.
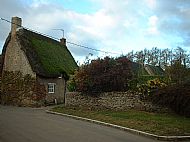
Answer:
[1,28,78,79]
[19,28,78,79]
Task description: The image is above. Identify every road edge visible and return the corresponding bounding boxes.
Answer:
[46,110,190,141]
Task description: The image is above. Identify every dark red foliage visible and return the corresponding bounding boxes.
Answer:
[74,56,133,95]
[152,80,190,117]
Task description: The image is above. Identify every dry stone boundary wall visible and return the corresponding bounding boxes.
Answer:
[66,92,164,111]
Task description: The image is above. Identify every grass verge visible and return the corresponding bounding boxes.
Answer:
[51,106,190,136]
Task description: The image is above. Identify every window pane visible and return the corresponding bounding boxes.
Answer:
[48,83,55,93]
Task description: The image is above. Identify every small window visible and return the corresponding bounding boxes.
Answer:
[48,83,55,93]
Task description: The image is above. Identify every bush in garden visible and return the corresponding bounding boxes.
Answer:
[67,75,77,92]
[1,71,46,106]
[73,56,133,96]
[137,78,167,97]
[165,60,189,84]
[152,79,190,117]
[128,75,164,91]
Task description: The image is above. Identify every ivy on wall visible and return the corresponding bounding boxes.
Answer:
[1,71,46,107]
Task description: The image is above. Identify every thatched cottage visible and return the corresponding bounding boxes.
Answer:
[1,17,77,106]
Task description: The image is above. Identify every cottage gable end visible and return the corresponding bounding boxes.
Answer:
[2,17,36,78]
[1,16,78,106]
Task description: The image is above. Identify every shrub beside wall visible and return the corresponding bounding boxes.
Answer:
[1,71,46,107]
[74,56,133,96]
[152,80,190,117]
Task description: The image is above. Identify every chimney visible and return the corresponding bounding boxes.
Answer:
[11,16,22,36]
[60,38,66,46]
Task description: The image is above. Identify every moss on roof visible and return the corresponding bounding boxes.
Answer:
[17,29,78,79]
[30,38,77,76]
[145,65,165,76]
[131,62,164,76]
[131,62,149,76]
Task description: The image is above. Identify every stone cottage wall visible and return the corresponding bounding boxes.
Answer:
[66,92,164,111]
[3,37,36,78]
[37,76,66,105]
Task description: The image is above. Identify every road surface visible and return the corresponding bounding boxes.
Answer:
[0,105,162,142]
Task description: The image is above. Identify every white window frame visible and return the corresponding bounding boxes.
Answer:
[48,83,56,93]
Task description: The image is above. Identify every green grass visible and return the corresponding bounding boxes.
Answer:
[52,106,190,136]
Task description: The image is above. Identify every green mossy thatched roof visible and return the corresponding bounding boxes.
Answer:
[16,29,77,79]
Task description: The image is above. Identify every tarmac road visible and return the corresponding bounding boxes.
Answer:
[0,105,163,142]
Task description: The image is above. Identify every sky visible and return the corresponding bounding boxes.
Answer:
[0,0,190,63]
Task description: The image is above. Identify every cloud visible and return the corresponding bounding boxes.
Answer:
[144,0,156,9]
[145,15,159,36]
[0,0,102,57]
[23,2,122,57]
[154,0,190,47]
[148,15,158,26]
[0,0,28,44]
[0,0,27,17]
[0,0,190,63]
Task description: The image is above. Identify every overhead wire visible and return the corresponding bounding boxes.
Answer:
[0,17,121,55]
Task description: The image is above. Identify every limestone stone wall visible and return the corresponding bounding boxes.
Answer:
[66,92,164,111]
[3,37,36,78]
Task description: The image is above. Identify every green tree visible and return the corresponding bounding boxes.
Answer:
[165,60,188,84]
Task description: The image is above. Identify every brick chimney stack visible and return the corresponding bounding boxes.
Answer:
[60,38,66,46]
[11,16,22,36]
